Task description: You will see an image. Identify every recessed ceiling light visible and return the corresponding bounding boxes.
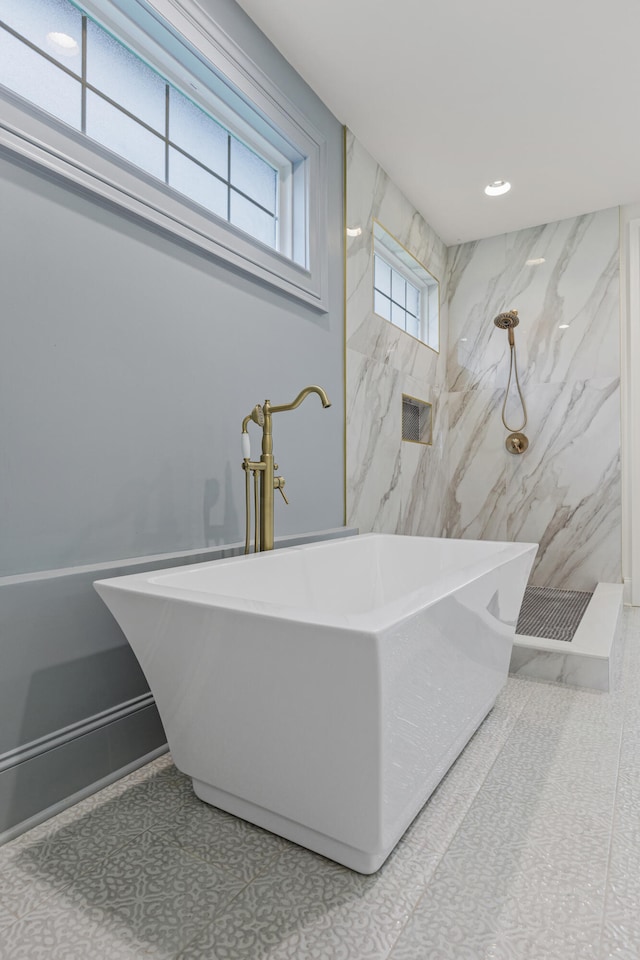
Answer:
[46,31,79,56]
[526,257,546,266]
[484,180,511,197]
[460,338,468,342]
[559,323,570,329]
[346,226,362,237]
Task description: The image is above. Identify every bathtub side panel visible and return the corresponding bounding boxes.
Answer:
[378,548,535,847]
[94,585,384,851]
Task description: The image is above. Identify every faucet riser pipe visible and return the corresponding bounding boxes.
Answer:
[259,453,274,551]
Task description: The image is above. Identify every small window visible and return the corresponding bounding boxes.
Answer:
[0,0,329,309]
[373,221,439,351]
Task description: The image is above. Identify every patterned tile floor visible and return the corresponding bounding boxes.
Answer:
[1,610,639,959]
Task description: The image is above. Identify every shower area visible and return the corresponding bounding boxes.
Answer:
[491,308,594,644]
[344,137,623,692]
[485,300,623,691]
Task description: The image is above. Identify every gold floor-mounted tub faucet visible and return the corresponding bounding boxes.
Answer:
[241,385,331,553]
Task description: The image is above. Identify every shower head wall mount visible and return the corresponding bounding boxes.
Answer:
[506,432,529,455]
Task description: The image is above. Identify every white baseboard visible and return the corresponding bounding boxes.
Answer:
[0,693,156,774]
[0,743,169,847]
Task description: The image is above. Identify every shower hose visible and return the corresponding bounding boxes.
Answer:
[502,340,528,433]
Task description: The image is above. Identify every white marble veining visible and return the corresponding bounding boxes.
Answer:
[345,129,621,590]
[507,378,621,588]
[397,385,448,538]
[445,208,621,589]
[94,533,536,874]
[442,387,507,542]
[346,130,448,536]
[446,210,620,393]
[346,351,404,534]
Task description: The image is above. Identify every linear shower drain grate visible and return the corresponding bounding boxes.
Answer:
[516,585,593,642]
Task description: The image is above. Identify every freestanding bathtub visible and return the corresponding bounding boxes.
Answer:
[95,533,537,873]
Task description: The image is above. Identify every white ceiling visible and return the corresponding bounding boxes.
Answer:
[234,0,640,245]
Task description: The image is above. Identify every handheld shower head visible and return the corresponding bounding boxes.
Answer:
[494,307,528,439]
[493,310,519,330]
[251,404,265,427]
[241,403,265,445]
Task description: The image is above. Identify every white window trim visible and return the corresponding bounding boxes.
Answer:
[0,0,329,311]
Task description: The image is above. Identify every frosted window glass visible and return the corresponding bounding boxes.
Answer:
[391,302,406,329]
[391,269,406,307]
[230,138,276,213]
[169,148,227,219]
[169,88,227,179]
[374,290,391,321]
[230,191,276,248]
[406,282,420,317]
[405,314,420,339]
[0,30,81,128]
[2,0,82,72]
[86,20,166,133]
[85,91,165,180]
[374,255,391,296]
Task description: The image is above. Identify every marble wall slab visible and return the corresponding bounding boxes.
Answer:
[442,387,507,543]
[446,211,620,392]
[345,130,448,537]
[346,127,622,590]
[446,208,622,590]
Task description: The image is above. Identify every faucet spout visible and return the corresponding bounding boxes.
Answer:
[269,385,331,414]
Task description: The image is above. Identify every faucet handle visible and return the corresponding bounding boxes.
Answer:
[275,477,289,505]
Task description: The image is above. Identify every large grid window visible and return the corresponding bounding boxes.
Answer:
[0,0,280,249]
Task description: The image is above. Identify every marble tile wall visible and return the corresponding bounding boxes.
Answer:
[346,128,622,590]
[445,209,621,589]
[345,130,449,537]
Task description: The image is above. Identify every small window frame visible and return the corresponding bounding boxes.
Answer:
[372,219,439,352]
[0,0,329,310]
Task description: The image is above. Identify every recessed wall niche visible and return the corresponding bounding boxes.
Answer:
[402,394,432,445]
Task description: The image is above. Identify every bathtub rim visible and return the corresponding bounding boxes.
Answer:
[94,533,538,634]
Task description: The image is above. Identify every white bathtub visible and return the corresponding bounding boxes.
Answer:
[95,533,536,873]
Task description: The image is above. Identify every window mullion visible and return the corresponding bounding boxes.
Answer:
[164,84,169,185]
[81,16,87,134]
[226,134,231,223]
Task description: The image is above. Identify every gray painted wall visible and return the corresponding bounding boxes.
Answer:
[0,0,345,833]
